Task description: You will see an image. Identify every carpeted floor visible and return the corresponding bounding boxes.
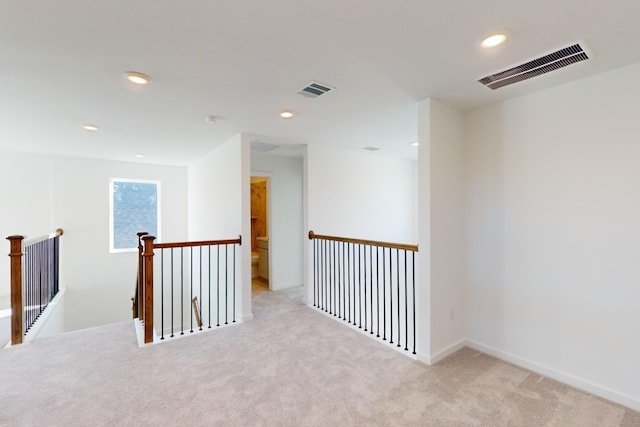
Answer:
[0,282,638,426]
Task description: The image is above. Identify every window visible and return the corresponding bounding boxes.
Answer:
[109,178,160,252]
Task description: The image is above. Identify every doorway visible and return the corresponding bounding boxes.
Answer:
[250,176,270,292]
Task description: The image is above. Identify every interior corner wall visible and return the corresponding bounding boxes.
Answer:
[250,151,303,291]
[188,135,243,240]
[417,98,466,363]
[464,62,640,410]
[187,134,252,320]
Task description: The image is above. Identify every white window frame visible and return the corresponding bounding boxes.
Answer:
[109,178,161,253]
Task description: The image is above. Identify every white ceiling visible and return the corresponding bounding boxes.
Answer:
[2,1,639,166]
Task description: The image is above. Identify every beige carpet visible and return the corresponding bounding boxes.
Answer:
[0,282,638,426]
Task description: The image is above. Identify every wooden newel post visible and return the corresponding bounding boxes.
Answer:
[7,235,24,345]
[142,235,155,344]
[136,232,148,320]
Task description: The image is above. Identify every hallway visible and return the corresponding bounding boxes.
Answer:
[0,285,637,426]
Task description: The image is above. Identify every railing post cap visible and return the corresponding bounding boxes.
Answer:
[141,235,156,241]
[6,235,25,241]
[137,231,149,237]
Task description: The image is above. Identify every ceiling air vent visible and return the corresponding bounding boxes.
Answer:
[297,81,334,99]
[478,43,589,90]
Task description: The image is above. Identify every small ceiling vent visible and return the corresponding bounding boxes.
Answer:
[297,81,334,99]
[363,146,380,152]
[478,43,589,90]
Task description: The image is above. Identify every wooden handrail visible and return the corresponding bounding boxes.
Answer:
[22,228,64,246]
[136,233,243,344]
[153,236,242,250]
[308,230,418,252]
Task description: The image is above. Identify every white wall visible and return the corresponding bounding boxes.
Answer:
[0,151,188,330]
[465,62,640,410]
[188,135,243,240]
[52,156,187,331]
[307,144,417,242]
[417,98,466,363]
[251,151,304,291]
[0,152,53,306]
[306,143,418,305]
[188,134,252,320]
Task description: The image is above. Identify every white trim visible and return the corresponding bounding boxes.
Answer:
[4,290,66,348]
[417,339,467,365]
[466,339,640,412]
[24,289,66,343]
[239,313,254,322]
[133,317,242,347]
[109,178,161,253]
[310,304,418,360]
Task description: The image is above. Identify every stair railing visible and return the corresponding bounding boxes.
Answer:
[136,233,242,344]
[6,228,64,345]
[308,230,418,355]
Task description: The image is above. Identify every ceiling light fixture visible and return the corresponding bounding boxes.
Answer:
[480,30,510,48]
[83,125,99,131]
[411,141,419,147]
[135,154,145,158]
[280,110,294,119]
[124,71,151,85]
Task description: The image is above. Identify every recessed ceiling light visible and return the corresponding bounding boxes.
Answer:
[280,110,294,119]
[135,154,145,158]
[124,71,151,85]
[205,115,216,123]
[411,141,419,147]
[480,30,511,48]
[83,125,99,131]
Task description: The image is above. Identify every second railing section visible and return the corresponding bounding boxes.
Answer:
[308,231,418,355]
[136,233,241,343]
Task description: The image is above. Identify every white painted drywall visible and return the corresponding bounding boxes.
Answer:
[306,143,418,307]
[187,134,252,320]
[465,62,640,409]
[0,151,188,331]
[307,144,417,242]
[51,156,187,331]
[251,151,304,291]
[188,135,243,240]
[0,152,53,305]
[417,98,466,363]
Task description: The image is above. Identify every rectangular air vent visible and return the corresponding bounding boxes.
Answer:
[478,43,589,90]
[297,81,334,98]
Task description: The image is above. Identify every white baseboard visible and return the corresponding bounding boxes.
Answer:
[416,339,467,366]
[239,313,254,322]
[466,339,640,412]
